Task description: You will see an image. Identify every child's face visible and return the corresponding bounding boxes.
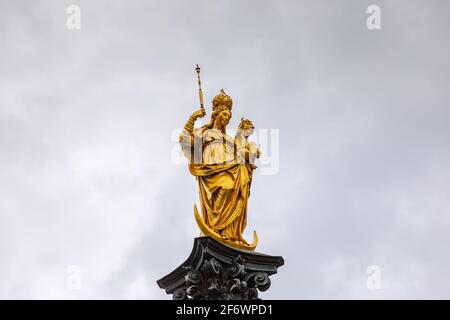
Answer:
[241,122,254,137]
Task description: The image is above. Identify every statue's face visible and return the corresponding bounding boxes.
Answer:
[217,109,231,127]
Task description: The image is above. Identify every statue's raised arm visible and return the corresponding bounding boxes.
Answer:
[178,108,206,162]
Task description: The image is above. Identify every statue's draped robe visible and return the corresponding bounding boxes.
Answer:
[180,128,255,241]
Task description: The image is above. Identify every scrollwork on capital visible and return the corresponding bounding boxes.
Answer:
[245,272,271,292]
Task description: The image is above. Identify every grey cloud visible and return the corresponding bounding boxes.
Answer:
[1,0,449,299]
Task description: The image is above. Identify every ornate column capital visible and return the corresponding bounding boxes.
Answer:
[157,237,284,300]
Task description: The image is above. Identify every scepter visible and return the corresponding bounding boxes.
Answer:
[195,64,205,111]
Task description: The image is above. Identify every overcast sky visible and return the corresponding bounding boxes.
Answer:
[1,0,450,299]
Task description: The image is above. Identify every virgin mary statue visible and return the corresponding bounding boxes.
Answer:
[179,89,259,251]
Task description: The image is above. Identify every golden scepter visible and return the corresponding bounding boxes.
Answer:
[195,64,205,111]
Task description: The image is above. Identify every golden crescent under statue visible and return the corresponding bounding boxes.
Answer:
[179,66,262,251]
[194,204,258,251]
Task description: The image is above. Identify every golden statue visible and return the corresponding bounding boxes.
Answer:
[179,65,261,251]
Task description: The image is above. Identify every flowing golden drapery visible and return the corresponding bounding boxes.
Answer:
[190,162,254,241]
[180,128,257,248]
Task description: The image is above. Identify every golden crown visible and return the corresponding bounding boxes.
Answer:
[212,89,233,112]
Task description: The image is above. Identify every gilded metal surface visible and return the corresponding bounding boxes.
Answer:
[179,66,261,251]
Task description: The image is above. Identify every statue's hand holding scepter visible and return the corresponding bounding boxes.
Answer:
[191,108,206,120]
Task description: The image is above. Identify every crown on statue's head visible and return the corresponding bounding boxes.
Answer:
[212,89,233,112]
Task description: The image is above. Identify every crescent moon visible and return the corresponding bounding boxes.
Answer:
[194,204,258,251]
